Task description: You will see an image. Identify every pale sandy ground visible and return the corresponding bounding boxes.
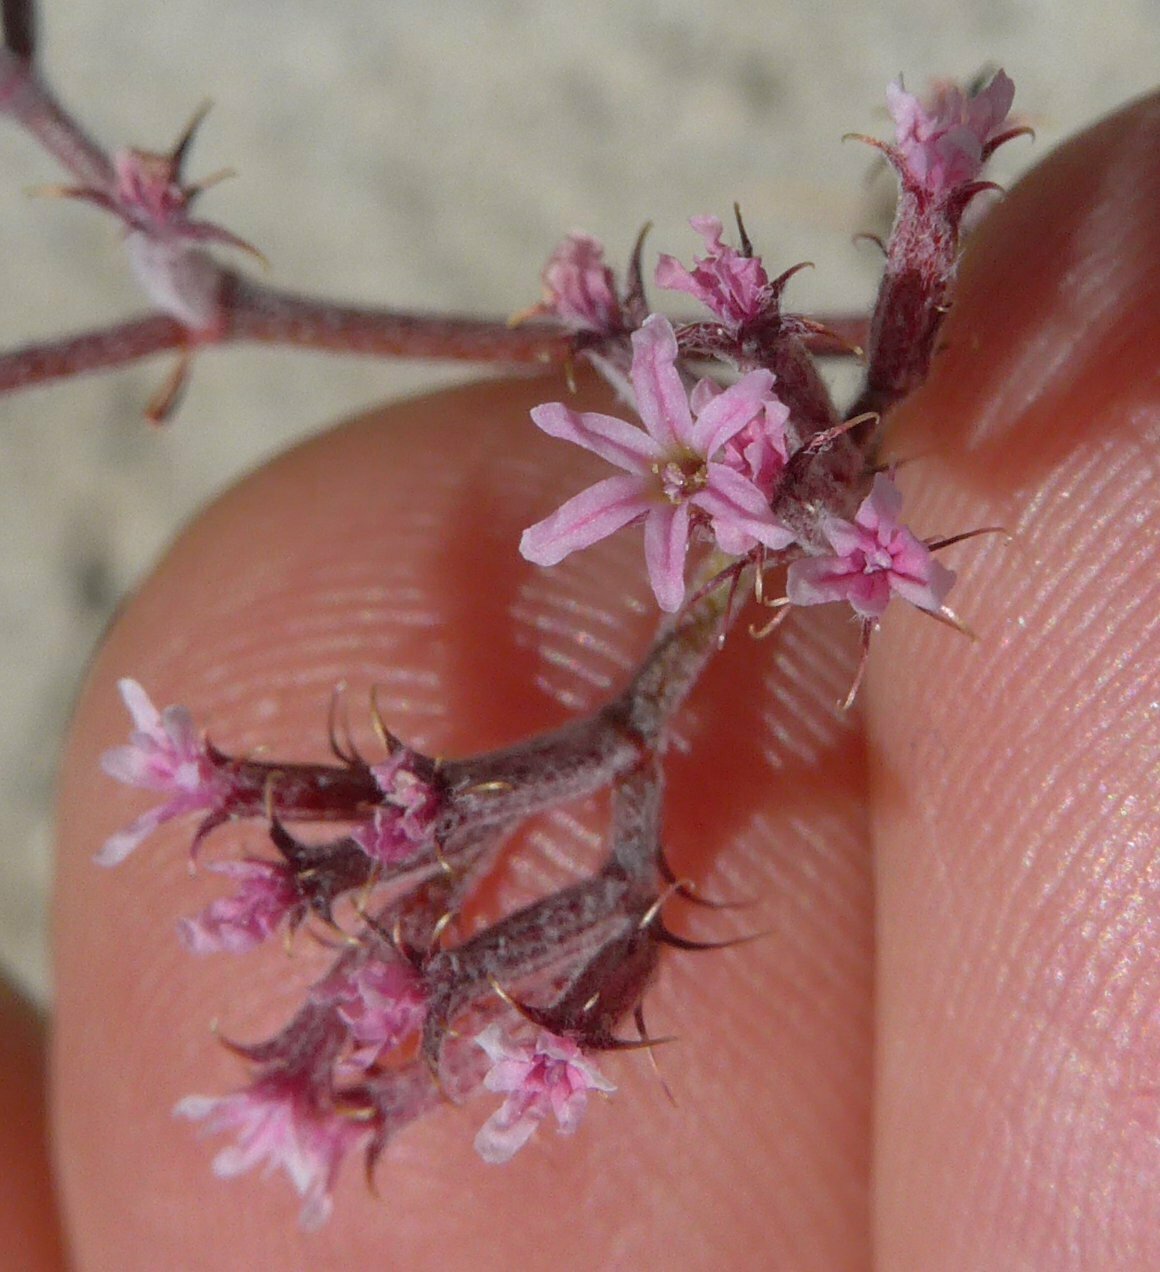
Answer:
[0,0,1156,999]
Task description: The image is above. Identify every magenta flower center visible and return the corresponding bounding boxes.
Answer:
[861,543,894,573]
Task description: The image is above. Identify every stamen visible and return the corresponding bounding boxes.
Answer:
[749,599,792,641]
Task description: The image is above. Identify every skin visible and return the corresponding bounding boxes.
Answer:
[0,91,1154,1270]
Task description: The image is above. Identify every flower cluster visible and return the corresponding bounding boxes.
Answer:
[86,68,1015,1228]
[522,216,957,627]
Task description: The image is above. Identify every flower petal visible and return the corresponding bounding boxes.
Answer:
[689,370,776,457]
[94,805,167,867]
[643,502,692,612]
[530,403,661,473]
[785,555,860,608]
[629,315,694,449]
[520,475,653,567]
[855,472,905,535]
[696,465,794,554]
[474,1103,540,1164]
[890,553,957,613]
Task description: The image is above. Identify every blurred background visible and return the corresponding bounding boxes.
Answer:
[0,0,1156,999]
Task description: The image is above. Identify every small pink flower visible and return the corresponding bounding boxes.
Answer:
[655,215,770,329]
[331,957,427,1067]
[349,751,439,864]
[176,1079,369,1230]
[178,859,300,954]
[885,70,1016,196]
[786,473,955,620]
[105,144,260,256]
[50,110,262,328]
[473,1024,615,1163]
[534,231,623,333]
[521,314,794,612]
[98,678,224,866]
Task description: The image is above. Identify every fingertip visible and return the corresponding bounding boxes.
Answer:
[870,94,1160,1266]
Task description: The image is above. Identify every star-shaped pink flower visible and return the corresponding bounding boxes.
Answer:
[885,70,1016,197]
[176,1078,369,1231]
[98,678,225,866]
[521,313,794,612]
[655,215,770,329]
[786,473,955,620]
[473,1024,615,1163]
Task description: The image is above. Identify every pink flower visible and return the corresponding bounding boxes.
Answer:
[98,678,224,866]
[885,70,1016,196]
[331,957,427,1067]
[535,232,623,333]
[655,215,770,329]
[521,314,794,612]
[473,1024,615,1163]
[786,473,955,620]
[349,751,439,864]
[176,1079,369,1230]
[178,859,300,954]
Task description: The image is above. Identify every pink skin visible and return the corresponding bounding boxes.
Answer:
[520,313,793,611]
[473,1025,616,1164]
[786,473,955,621]
[655,215,769,329]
